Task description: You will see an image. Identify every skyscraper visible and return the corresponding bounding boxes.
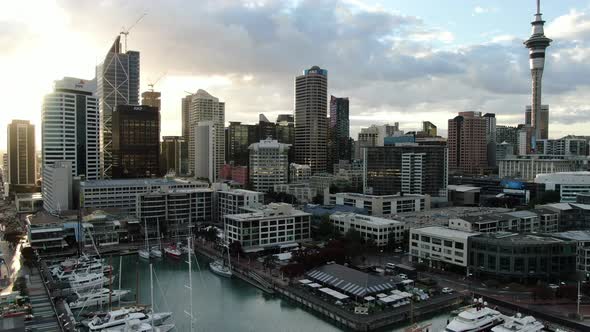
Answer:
[187,89,225,180]
[96,36,140,178]
[193,121,218,182]
[42,77,100,180]
[525,104,549,140]
[141,90,161,109]
[111,105,160,178]
[294,66,328,174]
[524,0,552,150]
[7,120,35,185]
[484,113,497,167]
[225,121,256,166]
[249,139,290,192]
[181,95,191,140]
[329,96,351,168]
[160,136,187,176]
[448,112,487,175]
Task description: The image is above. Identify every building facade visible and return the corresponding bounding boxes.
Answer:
[289,163,311,183]
[224,203,311,249]
[111,105,160,178]
[160,136,187,176]
[364,144,448,197]
[141,90,161,109]
[330,212,407,247]
[42,161,72,213]
[215,188,264,222]
[294,66,328,174]
[448,112,487,175]
[498,155,589,181]
[535,172,590,202]
[7,120,35,185]
[554,231,590,275]
[410,226,478,268]
[329,96,351,167]
[96,36,140,178]
[536,138,588,156]
[249,139,290,192]
[42,77,100,181]
[325,192,430,217]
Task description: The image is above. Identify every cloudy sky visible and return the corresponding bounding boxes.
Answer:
[1,0,590,150]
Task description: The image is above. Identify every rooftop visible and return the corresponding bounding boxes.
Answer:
[332,192,427,200]
[412,226,479,240]
[554,230,590,242]
[474,232,570,244]
[306,264,401,297]
[504,210,538,218]
[392,206,512,228]
[331,212,403,226]
[225,203,309,221]
[447,185,481,192]
[80,177,208,188]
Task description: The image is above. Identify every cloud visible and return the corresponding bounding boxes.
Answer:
[472,6,497,16]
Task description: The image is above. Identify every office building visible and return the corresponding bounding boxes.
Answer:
[364,145,448,197]
[275,114,295,145]
[96,36,140,178]
[330,213,407,247]
[498,155,589,181]
[422,121,437,137]
[484,113,497,167]
[7,120,35,185]
[325,192,430,217]
[220,164,249,186]
[294,66,328,173]
[160,136,187,176]
[187,90,225,180]
[225,121,256,166]
[141,90,161,109]
[554,231,590,274]
[449,209,558,233]
[535,172,590,202]
[181,95,191,140]
[540,202,590,231]
[410,226,478,268]
[289,163,311,183]
[224,203,311,249]
[273,183,316,204]
[448,112,487,175]
[111,105,160,178]
[249,139,290,192]
[215,187,264,221]
[536,138,588,156]
[137,188,213,238]
[496,125,519,147]
[333,159,364,193]
[469,233,575,281]
[42,161,73,213]
[496,142,515,161]
[329,96,352,167]
[42,77,100,181]
[79,178,208,213]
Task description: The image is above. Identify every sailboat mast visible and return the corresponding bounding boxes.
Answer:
[109,255,113,309]
[188,236,194,331]
[118,255,122,307]
[150,263,154,328]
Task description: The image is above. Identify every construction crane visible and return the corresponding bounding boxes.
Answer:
[148,72,166,91]
[120,13,147,52]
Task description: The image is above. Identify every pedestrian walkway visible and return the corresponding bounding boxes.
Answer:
[24,269,61,331]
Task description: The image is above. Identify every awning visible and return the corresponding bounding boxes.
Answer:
[279,243,299,249]
[243,247,265,253]
[307,283,322,288]
[319,287,349,300]
[273,252,292,261]
[298,279,312,284]
[363,296,376,301]
[376,293,387,298]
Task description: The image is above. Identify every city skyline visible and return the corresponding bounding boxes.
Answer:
[2,0,590,150]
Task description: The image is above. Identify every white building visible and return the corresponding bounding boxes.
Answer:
[193,121,218,182]
[289,163,311,183]
[224,203,311,249]
[554,231,590,274]
[537,138,588,156]
[498,155,589,181]
[330,213,406,247]
[215,188,264,221]
[249,139,290,192]
[273,183,316,204]
[42,161,73,213]
[79,178,209,214]
[188,89,225,180]
[42,77,100,180]
[325,192,430,217]
[410,226,479,268]
[535,172,590,202]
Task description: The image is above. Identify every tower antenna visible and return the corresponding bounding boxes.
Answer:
[537,0,541,15]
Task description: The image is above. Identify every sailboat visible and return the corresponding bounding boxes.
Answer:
[139,219,150,259]
[150,219,162,258]
[209,243,232,278]
[185,236,196,331]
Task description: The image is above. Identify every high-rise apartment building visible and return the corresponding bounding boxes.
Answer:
[484,113,497,167]
[225,121,257,166]
[249,139,290,192]
[181,95,191,140]
[193,121,218,182]
[160,136,187,176]
[187,90,225,179]
[496,125,519,146]
[111,105,160,178]
[42,161,72,213]
[96,36,140,178]
[7,120,35,185]
[329,96,352,168]
[141,90,161,109]
[364,144,448,197]
[294,66,328,174]
[448,111,487,175]
[524,0,552,150]
[42,77,100,180]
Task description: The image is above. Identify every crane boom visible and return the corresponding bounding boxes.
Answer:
[120,13,147,52]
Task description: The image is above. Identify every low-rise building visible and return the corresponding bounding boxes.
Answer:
[79,178,208,214]
[449,209,557,233]
[273,183,316,204]
[329,213,406,247]
[498,155,588,181]
[410,226,479,268]
[535,172,590,202]
[224,203,311,250]
[215,188,264,221]
[15,193,43,213]
[325,192,430,217]
[468,232,576,281]
[539,202,590,231]
[554,230,590,274]
[447,185,481,206]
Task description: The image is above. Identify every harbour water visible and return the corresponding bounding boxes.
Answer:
[109,254,450,331]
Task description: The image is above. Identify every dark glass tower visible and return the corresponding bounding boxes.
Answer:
[329,96,351,169]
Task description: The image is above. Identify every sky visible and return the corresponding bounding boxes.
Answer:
[2,0,590,151]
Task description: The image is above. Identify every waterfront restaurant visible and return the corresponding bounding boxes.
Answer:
[305,264,402,298]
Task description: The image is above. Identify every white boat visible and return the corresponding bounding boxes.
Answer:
[178,242,193,255]
[163,245,181,259]
[68,288,130,310]
[86,307,172,331]
[445,305,504,332]
[150,247,162,258]
[68,273,108,292]
[102,319,175,332]
[209,259,232,278]
[52,262,112,280]
[138,249,150,259]
[491,314,544,332]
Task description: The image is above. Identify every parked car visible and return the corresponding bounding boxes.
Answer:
[441,287,453,294]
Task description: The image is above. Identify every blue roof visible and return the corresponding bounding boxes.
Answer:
[303,204,368,216]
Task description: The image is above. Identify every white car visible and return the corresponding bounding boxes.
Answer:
[441,287,453,294]
[398,274,407,280]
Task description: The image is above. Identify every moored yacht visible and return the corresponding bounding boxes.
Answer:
[209,259,232,278]
[86,307,172,331]
[102,319,175,332]
[491,314,544,332]
[445,305,503,332]
[68,288,130,310]
[150,246,162,258]
[68,273,108,292]
[163,244,181,259]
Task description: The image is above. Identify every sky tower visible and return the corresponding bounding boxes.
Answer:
[524,0,552,151]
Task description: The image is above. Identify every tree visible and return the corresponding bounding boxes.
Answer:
[314,216,337,241]
[312,195,324,205]
[229,240,243,257]
[343,229,363,259]
[204,227,219,243]
[21,247,36,264]
[281,263,306,278]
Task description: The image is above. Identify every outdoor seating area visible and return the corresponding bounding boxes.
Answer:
[377,290,412,307]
